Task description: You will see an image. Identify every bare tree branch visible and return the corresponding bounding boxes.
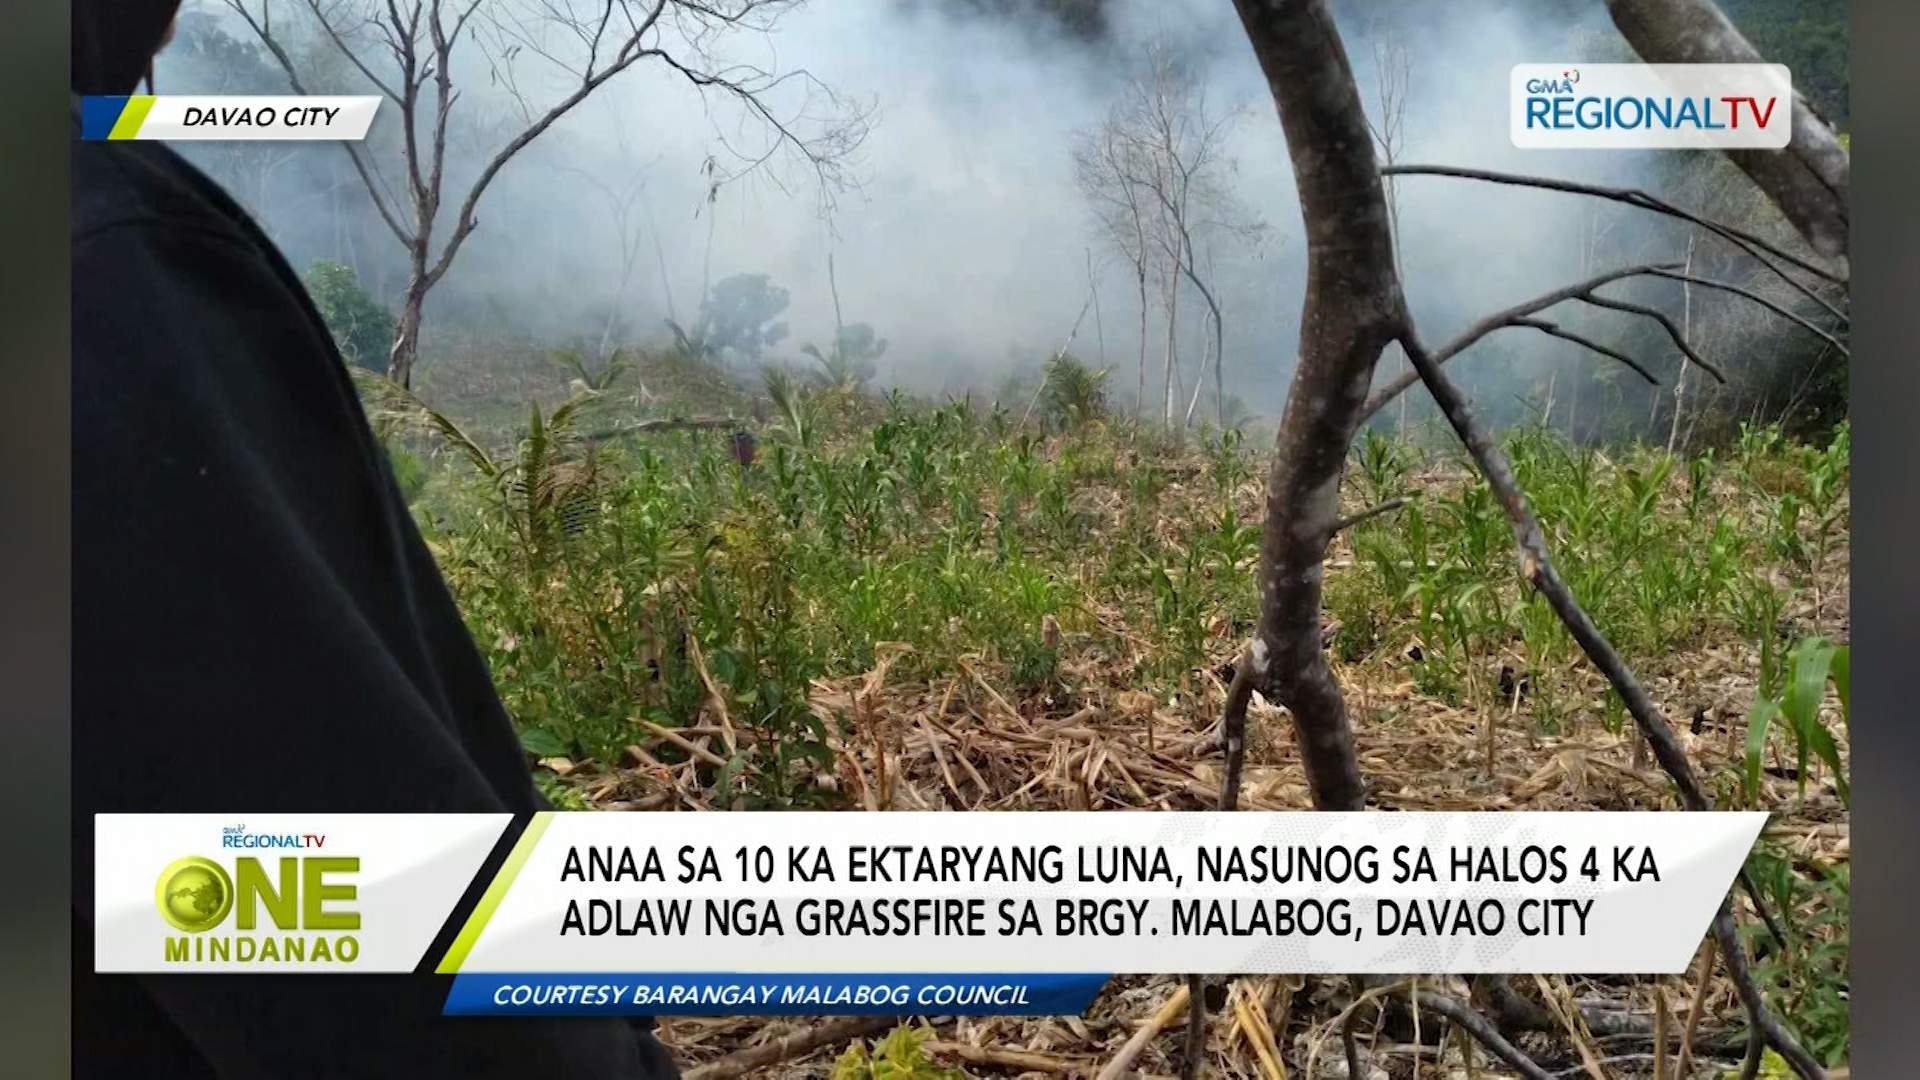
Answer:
[1396,326,1825,1078]
[231,0,868,387]
[1403,984,1558,1080]
[1384,163,1841,285]
[1641,268,1849,355]
[1217,3,1831,1077]
[1575,292,1727,383]
[424,0,673,291]
[1360,262,1678,421]
[1355,250,1844,422]
[1332,496,1408,534]
[1509,318,1660,385]
[221,0,414,242]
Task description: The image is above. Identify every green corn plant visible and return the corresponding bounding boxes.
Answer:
[1209,505,1262,571]
[1352,426,1413,505]
[1729,573,1787,682]
[1803,421,1848,626]
[1686,448,1716,523]
[1208,425,1250,495]
[1739,842,1851,1070]
[1769,491,1808,567]
[1745,637,1849,808]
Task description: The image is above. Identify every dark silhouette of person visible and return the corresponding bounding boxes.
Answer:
[71,5,677,1077]
[730,430,758,469]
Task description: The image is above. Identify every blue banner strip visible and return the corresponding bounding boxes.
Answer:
[443,973,1111,1017]
[79,96,129,141]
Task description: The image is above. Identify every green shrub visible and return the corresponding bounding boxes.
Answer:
[304,260,395,373]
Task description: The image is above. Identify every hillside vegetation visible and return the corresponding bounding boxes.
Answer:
[368,362,1849,1077]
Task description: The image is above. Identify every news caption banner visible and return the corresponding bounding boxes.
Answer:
[433,811,1763,1017]
[92,812,1762,1017]
[1511,63,1792,149]
[78,96,381,141]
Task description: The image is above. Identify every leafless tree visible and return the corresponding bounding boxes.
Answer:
[225,0,871,388]
[1075,43,1261,430]
[1186,2,1848,1078]
[549,109,661,370]
[1072,98,1154,417]
[1362,14,1412,434]
[1665,228,1696,448]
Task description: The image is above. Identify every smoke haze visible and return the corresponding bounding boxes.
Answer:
[158,0,1692,418]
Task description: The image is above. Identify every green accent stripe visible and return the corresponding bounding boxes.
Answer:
[436,812,552,974]
[109,96,156,140]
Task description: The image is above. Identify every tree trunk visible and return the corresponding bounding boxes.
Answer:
[1136,268,1149,418]
[1667,231,1696,452]
[1229,0,1403,812]
[391,244,430,389]
[1604,0,1849,272]
[1162,266,1181,430]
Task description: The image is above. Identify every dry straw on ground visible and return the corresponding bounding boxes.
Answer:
[544,469,1849,1080]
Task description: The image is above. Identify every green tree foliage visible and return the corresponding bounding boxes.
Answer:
[803,322,888,390]
[169,11,285,94]
[1722,0,1848,126]
[693,273,791,364]
[304,261,396,374]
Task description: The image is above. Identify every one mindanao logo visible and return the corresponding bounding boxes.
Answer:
[153,826,362,965]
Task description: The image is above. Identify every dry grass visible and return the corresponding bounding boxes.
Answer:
[537,465,1849,1080]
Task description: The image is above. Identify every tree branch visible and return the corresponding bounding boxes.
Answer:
[423,0,672,289]
[1384,164,1840,284]
[1397,326,1826,1079]
[1641,268,1849,356]
[1385,164,1849,333]
[1332,496,1408,534]
[222,0,413,243]
[1575,292,1727,383]
[1509,318,1660,386]
[681,1016,892,1080]
[1403,984,1558,1080]
[1360,263,1677,422]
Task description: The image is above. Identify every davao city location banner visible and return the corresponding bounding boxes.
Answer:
[96,811,1765,1017]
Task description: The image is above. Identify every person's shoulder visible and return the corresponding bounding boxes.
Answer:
[71,134,250,252]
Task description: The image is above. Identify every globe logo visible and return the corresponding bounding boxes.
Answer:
[155,857,234,933]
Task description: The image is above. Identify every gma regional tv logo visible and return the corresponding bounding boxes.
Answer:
[1510,63,1791,149]
[153,825,361,965]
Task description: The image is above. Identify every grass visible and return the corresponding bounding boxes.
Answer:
[386,370,1850,1070]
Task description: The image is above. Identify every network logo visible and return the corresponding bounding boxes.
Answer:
[1510,63,1791,150]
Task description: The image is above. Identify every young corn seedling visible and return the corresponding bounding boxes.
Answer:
[1745,636,1850,810]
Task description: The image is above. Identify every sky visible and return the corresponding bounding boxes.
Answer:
[160,0,1673,418]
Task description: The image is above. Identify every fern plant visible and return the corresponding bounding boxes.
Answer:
[762,367,822,450]
[355,370,605,574]
[1040,353,1109,430]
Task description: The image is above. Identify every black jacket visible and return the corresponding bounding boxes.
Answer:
[71,5,675,1077]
